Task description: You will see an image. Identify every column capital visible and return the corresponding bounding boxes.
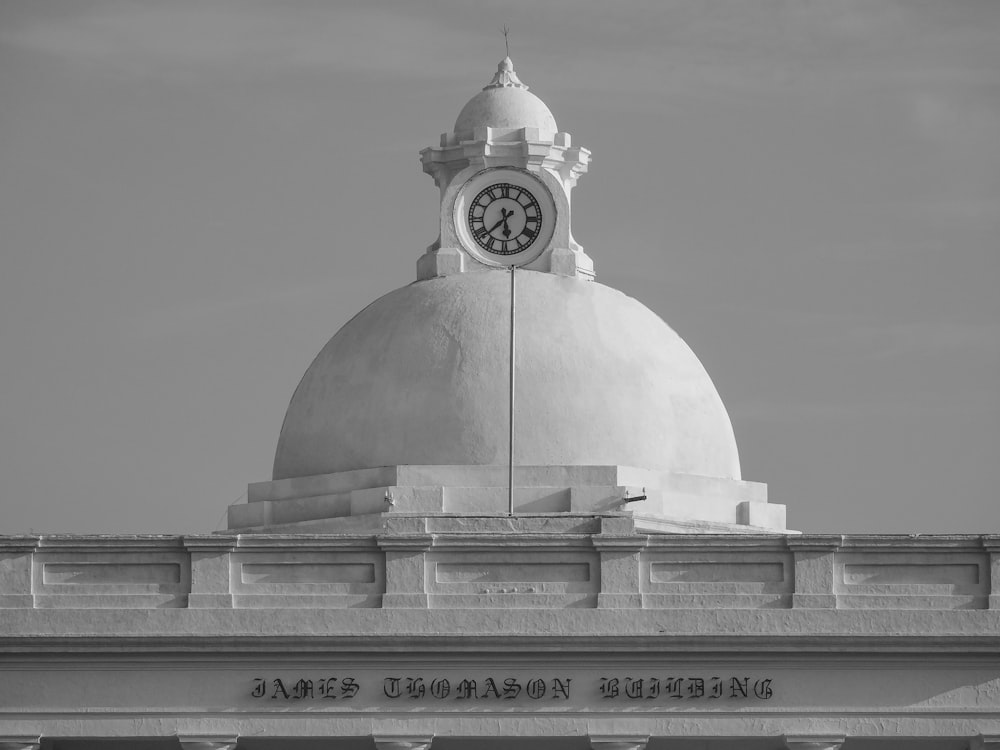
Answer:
[783,735,846,750]
[176,735,239,750]
[589,735,649,750]
[0,738,42,750]
[373,735,434,750]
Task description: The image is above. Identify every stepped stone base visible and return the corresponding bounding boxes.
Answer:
[228,465,786,534]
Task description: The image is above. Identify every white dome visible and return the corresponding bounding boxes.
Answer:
[454,86,558,137]
[273,271,741,482]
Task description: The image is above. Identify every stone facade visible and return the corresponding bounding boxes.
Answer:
[2,527,1000,746]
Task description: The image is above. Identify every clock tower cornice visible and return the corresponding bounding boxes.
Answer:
[420,128,591,187]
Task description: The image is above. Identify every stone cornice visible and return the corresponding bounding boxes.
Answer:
[3,611,1000,646]
[4,633,1000,663]
[7,533,998,550]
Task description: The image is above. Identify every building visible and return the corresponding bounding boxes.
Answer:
[1,56,999,750]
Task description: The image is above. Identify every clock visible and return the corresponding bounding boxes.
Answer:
[468,182,542,256]
[454,168,555,267]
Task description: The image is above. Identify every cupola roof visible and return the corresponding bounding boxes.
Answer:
[453,57,558,138]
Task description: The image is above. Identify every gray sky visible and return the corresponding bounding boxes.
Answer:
[1,0,998,535]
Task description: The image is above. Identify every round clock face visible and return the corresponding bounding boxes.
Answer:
[467,182,542,257]
[454,169,555,267]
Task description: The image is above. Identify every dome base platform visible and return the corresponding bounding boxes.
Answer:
[228,464,786,534]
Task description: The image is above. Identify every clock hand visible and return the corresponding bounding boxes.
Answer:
[501,207,515,238]
[487,208,514,234]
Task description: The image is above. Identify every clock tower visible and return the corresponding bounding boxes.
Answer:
[418,56,595,279]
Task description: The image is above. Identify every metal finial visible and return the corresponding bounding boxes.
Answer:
[484,36,527,89]
[503,25,510,57]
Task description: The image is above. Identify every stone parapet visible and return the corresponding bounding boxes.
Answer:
[0,529,997,613]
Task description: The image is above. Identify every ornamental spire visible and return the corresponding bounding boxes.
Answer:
[484,56,528,90]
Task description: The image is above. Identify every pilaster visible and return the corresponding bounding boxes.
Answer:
[0,537,36,608]
[378,535,433,608]
[984,536,1000,610]
[184,535,236,608]
[787,535,841,609]
[593,518,646,609]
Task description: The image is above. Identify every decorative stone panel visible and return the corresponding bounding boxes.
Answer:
[641,536,793,609]
[426,541,598,608]
[836,537,989,609]
[230,536,384,608]
[31,536,189,609]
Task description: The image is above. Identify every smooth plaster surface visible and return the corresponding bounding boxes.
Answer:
[273,271,741,483]
[454,85,558,139]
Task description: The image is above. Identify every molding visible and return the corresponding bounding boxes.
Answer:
[971,736,1000,750]
[176,737,239,750]
[183,535,238,551]
[4,632,1000,658]
[783,735,846,750]
[373,735,434,750]
[0,739,41,750]
[0,537,38,553]
[589,735,648,750]
[786,536,844,551]
[376,535,434,552]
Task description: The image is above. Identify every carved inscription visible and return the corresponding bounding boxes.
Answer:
[383,676,571,701]
[599,676,773,700]
[250,674,774,703]
[251,677,359,701]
